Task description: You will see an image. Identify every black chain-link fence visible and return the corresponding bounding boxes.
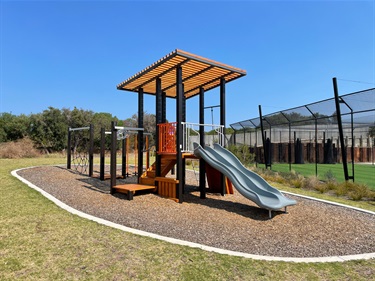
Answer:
[230,87,375,179]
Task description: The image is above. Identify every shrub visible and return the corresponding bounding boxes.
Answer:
[334,182,350,197]
[0,138,41,159]
[303,176,321,190]
[227,144,255,166]
[323,180,337,192]
[324,169,336,182]
[289,173,305,189]
[347,182,370,201]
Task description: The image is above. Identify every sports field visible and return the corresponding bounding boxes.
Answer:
[268,163,375,190]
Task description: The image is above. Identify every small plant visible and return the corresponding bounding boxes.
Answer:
[273,172,286,184]
[290,174,305,189]
[227,144,255,167]
[334,182,350,197]
[323,180,337,192]
[324,169,336,182]
[303,175,320,190]
[347,182,370,201]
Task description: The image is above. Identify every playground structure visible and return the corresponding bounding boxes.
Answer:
[67,125,94,176]
[67,124,151,181]
[98,126,150,180]
[193,142,297,218]
[115,49,247,203]
[66,49,296,215]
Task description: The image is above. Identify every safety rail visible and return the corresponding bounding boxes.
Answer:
[182,122,224,152]
[158,122,177,153]
[158,122,224,154]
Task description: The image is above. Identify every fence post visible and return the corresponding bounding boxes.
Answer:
[67,128,71,169]
[333,77,349,181]
[89,124,94,177]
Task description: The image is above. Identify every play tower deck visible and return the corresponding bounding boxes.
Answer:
[114,49,246,202]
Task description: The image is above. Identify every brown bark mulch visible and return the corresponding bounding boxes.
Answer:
[17,165,375,258]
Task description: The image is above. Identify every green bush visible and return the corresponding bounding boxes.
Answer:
[227,144,255,166]
[346,182,370,201]
[324,169,336,182]
[334,182,350,197]
[251,164,373,202]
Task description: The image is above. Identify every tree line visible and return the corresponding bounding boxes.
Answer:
[0,107,157,153]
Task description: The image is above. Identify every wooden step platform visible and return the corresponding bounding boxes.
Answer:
[93,174,124,180]
[114,184,156,200]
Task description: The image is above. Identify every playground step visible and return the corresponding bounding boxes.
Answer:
[147,170,156,177]
[139,177,155,186]
[155,177,179,202]
[114,184,157,200]
[141,157,177,179]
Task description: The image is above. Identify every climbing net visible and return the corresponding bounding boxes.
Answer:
[69,127,91,175]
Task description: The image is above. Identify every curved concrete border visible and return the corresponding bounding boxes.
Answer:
[11,167,375,263]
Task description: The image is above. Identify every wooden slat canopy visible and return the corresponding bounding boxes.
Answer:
[117,49,246,99]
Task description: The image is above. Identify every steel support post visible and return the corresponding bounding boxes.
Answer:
[122,138,126,178]
[199,87,206,199]
[67,128,71,169]
[155,79,162,180]
[162,92,167,123]
[100,127,105,181]
[138,88,144,182]
[259,105,267,169]
[220,78,226,196]
[110,121,117,194]
[176,66,184,202]
[333,77,349,181]
[89,124,94,177]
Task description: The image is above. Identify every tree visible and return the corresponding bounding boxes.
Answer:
[0,112,29,142]
[29,107,68,152]
[91,112,119,149]
[123,112,157,148]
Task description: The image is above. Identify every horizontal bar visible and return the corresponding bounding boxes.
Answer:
[69,126,90,131]
[181,122,224,128]
[204,105,220,109]
[114,126,144,131]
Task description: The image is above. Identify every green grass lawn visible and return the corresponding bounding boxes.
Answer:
[268,163,375,190]
[1,157,375,280]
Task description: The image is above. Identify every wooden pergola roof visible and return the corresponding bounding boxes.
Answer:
[117,49,246,99]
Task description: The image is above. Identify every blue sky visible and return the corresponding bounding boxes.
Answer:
[1,0,374,126]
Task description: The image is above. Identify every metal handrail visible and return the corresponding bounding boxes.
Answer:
[181,122,224,152]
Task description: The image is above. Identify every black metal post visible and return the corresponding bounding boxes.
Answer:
[110,121,117,194]
[333,77,349,181]
[220,78,226,196]
[220,78,226,147]
[259,105,267,169]
[176,66,184,202]
[199,87,206,199]
[67,128,71,169]
[100,127,105,181]
[182,84,186,195]
[350,111,355,181]
[288,123,291,171]
[162,92,167,123]
[155,79,162,180]
[89,124,94,177]
[315,118,318,176]
[138,88,144,182]
[122,138,126,178]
